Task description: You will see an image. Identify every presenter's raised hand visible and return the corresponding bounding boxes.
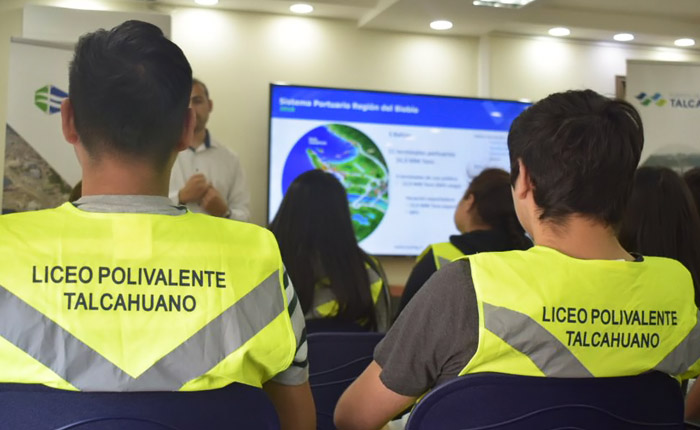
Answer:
[201,186,229,218]
[178,173,208,204]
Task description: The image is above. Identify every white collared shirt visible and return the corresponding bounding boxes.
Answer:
[168,132,251,222]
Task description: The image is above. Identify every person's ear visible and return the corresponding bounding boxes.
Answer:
[176,107,196,152]
[513,159,534,201]
[464,193,476,212]
[208,98,213,113]
[61,98,80,145]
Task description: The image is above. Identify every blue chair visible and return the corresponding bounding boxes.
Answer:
[307,332,384,430]
[405,372,685,430]
[305,318,369,334]
[0,382,279,429]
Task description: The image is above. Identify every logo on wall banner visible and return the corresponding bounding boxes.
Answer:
[635,92,667,107]
[34,85,68,114]
[636,91,700,109]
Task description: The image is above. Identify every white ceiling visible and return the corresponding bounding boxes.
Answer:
[139,0,700,49]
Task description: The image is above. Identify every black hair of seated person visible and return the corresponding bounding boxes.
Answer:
[507,89,643,226]
[69,20,192,168]
[683,167,700,218]
[462,168,531,250]
[619,166,700,306]
[269,169,377,330]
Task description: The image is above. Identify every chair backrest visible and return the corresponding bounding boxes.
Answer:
[405,372,685,430]
[305,318,369,334]
[0,382,279,430]
[307,331,384,430]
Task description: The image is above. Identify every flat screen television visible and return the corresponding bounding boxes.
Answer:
[267,84,530,256]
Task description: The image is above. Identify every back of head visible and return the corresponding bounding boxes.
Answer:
[619,166,700,304]
[270,170,375,328]
[683,167,700,217]
[508,89,644,226]
[69,20,192,167]
[466,168,530,249]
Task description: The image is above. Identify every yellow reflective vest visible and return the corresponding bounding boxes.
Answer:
[311,259,387,320]
[0,203,296,391]
[459,246,700,380]
[417,242,465,270]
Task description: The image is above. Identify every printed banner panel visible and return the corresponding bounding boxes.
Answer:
[4,40,77,212]
[627,60,700,170]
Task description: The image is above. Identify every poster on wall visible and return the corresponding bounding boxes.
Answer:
[4,38,78,213]
[626,60,700,171]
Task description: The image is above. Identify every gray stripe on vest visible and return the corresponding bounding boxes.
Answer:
[0,271,284,391]
[309,287,337,319]
[654,311,700,375]
[483,302,592,377]
[367,266,380,285]
[437,256,451,268]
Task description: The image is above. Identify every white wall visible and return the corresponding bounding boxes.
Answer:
[170,8,479,228]
[487,33,700,101]
[23,3,170,42]
[169,9,480,285]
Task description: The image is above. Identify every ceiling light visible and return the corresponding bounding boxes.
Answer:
[194,0,218,5]
[675,38,695,47]
[290,3,314,14]
[548,27,570,37]
[430,20,453,31]
[473,0,536,8]
[613,33,634,42]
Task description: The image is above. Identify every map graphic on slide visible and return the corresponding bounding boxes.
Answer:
[282,124,389,241]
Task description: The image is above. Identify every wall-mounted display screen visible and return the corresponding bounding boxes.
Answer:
[268,84,530,256]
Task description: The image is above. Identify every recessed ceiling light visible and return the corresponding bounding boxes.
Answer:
[675,38,695,47]
[473,0,536,8]
[548,27,570,37]
[430,20,453,31]
[194,0,218,5]
[290,3,314,14]
[613,33,634,42]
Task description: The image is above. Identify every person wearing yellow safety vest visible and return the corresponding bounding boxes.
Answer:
[397,168,531,317]
[334,89,700,430]
[270,170,391,332]
[0,21,315,430]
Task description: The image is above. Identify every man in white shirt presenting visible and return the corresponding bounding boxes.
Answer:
[169,78,251,221]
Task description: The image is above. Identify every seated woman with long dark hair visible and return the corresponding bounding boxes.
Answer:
[270,169,390,332]
[397,168,532,316]
[616,166,700,421]
[618,166,700,303]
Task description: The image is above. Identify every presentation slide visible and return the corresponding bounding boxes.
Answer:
[268,85,529,256]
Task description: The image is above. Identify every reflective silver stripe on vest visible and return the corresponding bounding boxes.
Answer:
[483,302,593,377]
[436,256,451,268]
[654,311,700,375]
[367,266,380,285]
[0,271,284,391]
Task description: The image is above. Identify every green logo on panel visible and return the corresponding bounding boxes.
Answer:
[35,85,68,114]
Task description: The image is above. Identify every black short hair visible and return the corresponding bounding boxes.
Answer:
[69,20,192,167]
[465,168,531,250]
[508,89,644,226]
